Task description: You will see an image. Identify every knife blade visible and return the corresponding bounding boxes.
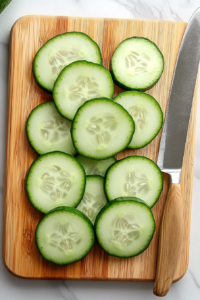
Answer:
[154,8,200,297]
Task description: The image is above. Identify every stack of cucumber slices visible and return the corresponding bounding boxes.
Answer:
[26,31,165,266]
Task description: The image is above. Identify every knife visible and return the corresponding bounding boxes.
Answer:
[153,8,200,297]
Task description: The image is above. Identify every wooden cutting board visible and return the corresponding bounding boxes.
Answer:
[3,15,198,281]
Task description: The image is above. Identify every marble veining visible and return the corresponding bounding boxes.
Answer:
[1,0,200,299]
[113,0,182,20]
[62,281,79,300]
[189,270,200,289]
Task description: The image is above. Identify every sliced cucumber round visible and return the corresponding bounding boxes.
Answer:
[76,155,116,176]
[114,91,163,149]
[26,101,76,155]
[111,37,164,91]
[71,98,135,159]
[36,206,95,265]
[53,61,114,120]
[105,156,163,208]
[26,152,86,213]
[77,176,108,224]
[95,198,155,258]
[33,32,102,93]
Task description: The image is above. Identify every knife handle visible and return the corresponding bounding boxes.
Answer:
[153,183,183,297]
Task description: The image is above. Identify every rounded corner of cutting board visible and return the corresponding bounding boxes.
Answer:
[3,257,25,279]
[11,15,29,30]
[173,269,188,283]
[10,15,40,35]
[173,259,189,283]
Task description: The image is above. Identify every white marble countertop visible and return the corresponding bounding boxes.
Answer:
[1,0,200,299]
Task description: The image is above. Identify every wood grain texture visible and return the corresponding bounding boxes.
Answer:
[3,15,198,280]
[154,184,184,296]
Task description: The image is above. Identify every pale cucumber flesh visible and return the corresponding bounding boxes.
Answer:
[77,176,108,224]
[26,101,76,155]
[95,198,155,257]
[76,155,116,176]
[33,32,102,92]
[71,98,134,159]
[114,91,163,149]
[105,156,163,208]
[53,61,114,120]
[36,207,94,265]
[111,37,164,91]
[26,152,86,213]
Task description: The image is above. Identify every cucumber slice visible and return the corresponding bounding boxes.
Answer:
[36,206,95,265]
[71,98,135,159]
[111,37,164,91]
[0,0,12,13]
[53,61,114,120]
[114,91,163,149]
[26,101,76,155]
[95,198,155,258]
[33,32,102,93]
[26,152,86,213]
[77,176,108,224]
[76,155,117,176]
[105,156,163,208]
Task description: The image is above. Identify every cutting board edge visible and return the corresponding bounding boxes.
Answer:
[2,256,189,282]
[11,14,188,30]
[3,22,16,271]
[3,14,196,282]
